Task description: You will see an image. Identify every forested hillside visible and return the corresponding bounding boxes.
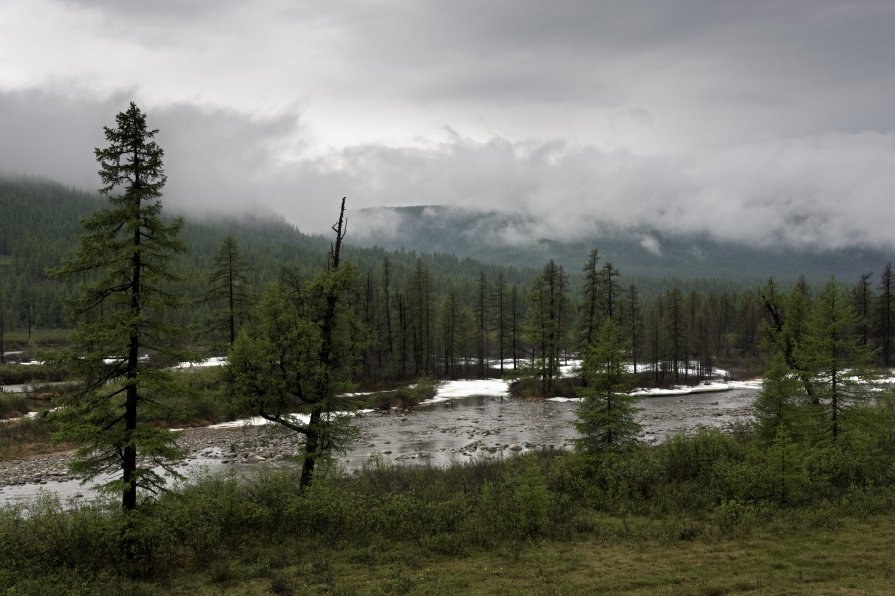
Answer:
[3,176,894,386]
[0,177,533,334]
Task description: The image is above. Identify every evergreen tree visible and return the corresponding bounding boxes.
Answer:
[852,272,874,348]
[666,287,685,381]
[492,272,508,373]
[228,199,365,488]
[579,248,601,349]
[525,260,567,396]
[574,319,641,454]
[50,102,185,511]
[879,263,894,367]
[510,284,523,370]
[796,277,877,442]
[598,262,621,321]
[381,257,395,377]
[622,284,642,374]
[753,350,808,445]
[474,271,488,377]
[206,235,252,346]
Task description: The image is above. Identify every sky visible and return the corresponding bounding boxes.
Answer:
[2,0,895,251]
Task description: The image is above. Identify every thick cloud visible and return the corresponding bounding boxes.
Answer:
[2,1,895,249]
[333,131,895,251]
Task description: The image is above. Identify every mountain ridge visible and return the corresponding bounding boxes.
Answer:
[348,204,892,282]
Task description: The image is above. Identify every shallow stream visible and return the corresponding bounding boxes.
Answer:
[0,380,759,508]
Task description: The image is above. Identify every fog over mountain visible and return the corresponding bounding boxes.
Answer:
[348,205,892,282]
[2,1,895,253]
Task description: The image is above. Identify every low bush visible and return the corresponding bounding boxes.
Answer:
[0,363,72,385]
[0,393,29,419]
[372,378,438,410]
[0,416,59,460]
[5,421,895,590]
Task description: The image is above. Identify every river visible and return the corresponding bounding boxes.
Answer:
[0,379,760,508]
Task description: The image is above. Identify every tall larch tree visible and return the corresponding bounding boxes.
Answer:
[492,271,508,373]
[796,277,876,442]
[475,271,488,377]
[526,260,568,396]
[579,248,601,349]
[51,102,185,511]
[622,284,642,374]
[206,235,252,347]
[879,263,894,367]
[852,272,873,348]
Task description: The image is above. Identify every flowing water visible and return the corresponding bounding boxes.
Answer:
[0,381,759,508]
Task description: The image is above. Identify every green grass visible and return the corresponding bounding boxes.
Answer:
[5,400,895,594]
[7,508,895,594]
[5,438,895,594]
[0,417,64,460]
[0,362,73,385]
[174,517,894,595]
[0,393,29,419]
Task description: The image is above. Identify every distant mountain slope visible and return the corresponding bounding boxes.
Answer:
[348,205,893,282]
[0,178,536,330]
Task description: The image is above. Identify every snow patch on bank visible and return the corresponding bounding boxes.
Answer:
[173,356,228,370]
[548,378,764,402]
[420,379,510,405]
[207,409,374,430]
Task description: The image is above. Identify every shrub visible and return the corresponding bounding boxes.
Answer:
[394,378,437,409]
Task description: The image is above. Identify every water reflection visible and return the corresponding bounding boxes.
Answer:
[1,387,757,508]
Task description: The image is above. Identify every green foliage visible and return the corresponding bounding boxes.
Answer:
[479,455,552,540]
[574,319,641,455]
[0,362,71,385]
[6,412,895,591]
[227,222,370,487]
[374,377,438,410]
[49,102,187,509]
[752,351,810,445]
[764,425,808,504]
[795,277,878,442]
[204,235,254,347]
[523,260,569,396]
[0,392,28,419]
[228,268,363,423]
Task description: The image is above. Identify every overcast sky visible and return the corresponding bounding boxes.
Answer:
[2,0,895,250]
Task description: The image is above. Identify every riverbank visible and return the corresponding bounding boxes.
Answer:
[0,383,760,509]
[0,424,300,491]
[5,438,895,595]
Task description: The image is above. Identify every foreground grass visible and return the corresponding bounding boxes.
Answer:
[5,433,895,594]
[6,413,895,594]
[166,515,895,595]
[9,509,895,595]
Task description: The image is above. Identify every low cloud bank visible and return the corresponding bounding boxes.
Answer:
[3,90,895,251]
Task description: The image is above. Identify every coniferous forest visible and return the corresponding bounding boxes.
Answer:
[3,104,895,593]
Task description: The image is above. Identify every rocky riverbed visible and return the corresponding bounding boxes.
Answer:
[0,381,760,506]
[0,425,303,489]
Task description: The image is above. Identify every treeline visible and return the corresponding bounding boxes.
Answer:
[0,176,530,342]
[3,177,895,389]
[336,247,895,394]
